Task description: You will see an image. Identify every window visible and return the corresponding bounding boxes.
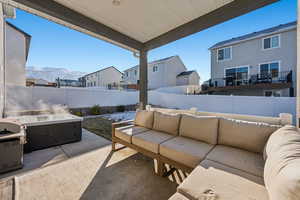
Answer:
[264,90,281,97]
[260,62,279,78]
[217,47,231,61]
[263,35,279,49]
[153,65,158,72]
[125,72,128,77]
[134,70,137,76]
[225,66,248,86]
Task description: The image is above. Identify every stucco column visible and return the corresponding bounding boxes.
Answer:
[139,49,148,110]
[0,4,4,118]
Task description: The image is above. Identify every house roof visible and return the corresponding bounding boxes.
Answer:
[7,0,278,52]
[210,21,297,50]
[124,56,177,72]
[6,21,31,60]
[177,71,196,77]
[84,66,123,77]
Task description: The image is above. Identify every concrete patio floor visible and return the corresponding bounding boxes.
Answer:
[0,129,183,200]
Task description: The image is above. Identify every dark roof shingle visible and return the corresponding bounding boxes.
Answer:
[177,70,195,77]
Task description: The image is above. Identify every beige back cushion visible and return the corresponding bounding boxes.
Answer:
[179,115,219,144]
[264,125,300,200]
[150,107,196,115]
[218,118,280,153]
[134,110,154,129]
[153,112,180,135]
[197,111,282,125]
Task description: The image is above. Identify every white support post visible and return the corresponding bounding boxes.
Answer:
[0,4,4,118]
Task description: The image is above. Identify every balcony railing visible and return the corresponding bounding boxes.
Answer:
[203,70,293,89]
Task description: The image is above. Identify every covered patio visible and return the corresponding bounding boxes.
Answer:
[0,1,299,200]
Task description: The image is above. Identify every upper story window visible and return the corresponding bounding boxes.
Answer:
[125,71,128,77]
[263,35,280,50]
[153,65,158,72]
[217,47,231,61]
[260,61,280,78]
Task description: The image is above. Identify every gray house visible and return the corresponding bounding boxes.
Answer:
[204,21,296,97]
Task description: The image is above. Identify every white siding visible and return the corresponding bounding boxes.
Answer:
[85,67,122,87]
[176,72,200,86]
[123,56,187,89]
[188,72,200,85]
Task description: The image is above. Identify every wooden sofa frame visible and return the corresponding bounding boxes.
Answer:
[111,120,193,176]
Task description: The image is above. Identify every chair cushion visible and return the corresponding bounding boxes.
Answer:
[218,118,280,153]
[132,130,175,153]
[177,159,268,200]
[206,145,264,177]
[197,111,282,125]
[160,136,214,168]
[168,193,189,200]
[153,112,181,135]
[179,115,219,144]
[134,110,154,129]
[264,125,300,200]
[115,125,149,143]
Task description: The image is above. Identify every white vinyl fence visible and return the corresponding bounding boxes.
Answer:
[5,86,296,122]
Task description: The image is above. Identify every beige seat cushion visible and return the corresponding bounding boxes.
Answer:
[218,118,280,153]
[206,145,264,177]
[177,159,268,200]
[160,136,214,168]
[179,115,219,144]
[153,112,181,135]
[132,130,175,153]
[134,110,154,129]
[168,193,189,200]
[264,125,300,200]
[115,125,149,143]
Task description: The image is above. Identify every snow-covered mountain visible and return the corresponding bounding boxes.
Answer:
[26,66,87,82]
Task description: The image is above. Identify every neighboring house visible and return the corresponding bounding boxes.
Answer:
[26,78,57,87]
[122,55,200,90]
[176,71,200,86]
[82,66,122,88]
[6,21,31,86]
[204,21,296,97]
[56,78,81,87]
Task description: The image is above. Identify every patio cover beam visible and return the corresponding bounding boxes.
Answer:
[144,0,279,50]
[7,0,143,51]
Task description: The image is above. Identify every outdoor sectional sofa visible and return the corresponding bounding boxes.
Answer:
[111,108,300,200]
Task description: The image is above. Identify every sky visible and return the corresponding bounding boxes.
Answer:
[7,0,297,82]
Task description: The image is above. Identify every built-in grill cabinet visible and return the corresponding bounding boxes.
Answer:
[0,119,26,173]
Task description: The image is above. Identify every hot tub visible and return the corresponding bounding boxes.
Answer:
[10,114,83,152]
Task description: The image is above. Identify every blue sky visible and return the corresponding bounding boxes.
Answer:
[7,0,297,81]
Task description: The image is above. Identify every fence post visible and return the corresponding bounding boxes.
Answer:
[279,113,293,125]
